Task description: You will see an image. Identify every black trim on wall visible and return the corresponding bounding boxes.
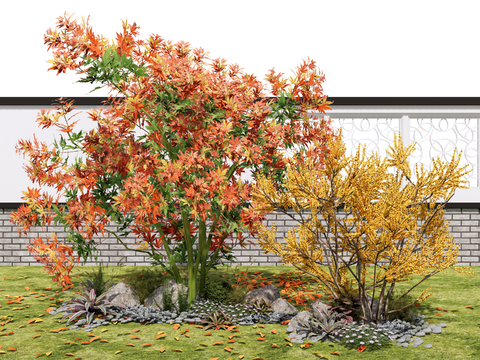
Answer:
[1,202,479,210]
[2,97,480,107]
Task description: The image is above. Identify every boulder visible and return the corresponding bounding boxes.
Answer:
[271,298,298,316]
[286,311,313,333]
[310,300,331,315]
[144,280,188,312]
[100,280,141,307]
[243,284,280,306]
[283,301,333,333]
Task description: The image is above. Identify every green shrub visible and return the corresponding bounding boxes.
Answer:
[78,260,116,298]
[177,285,189,313]
[201,275,233,303]
[162,284,173,311]
[121,267,169,305]
[224,284,250,305]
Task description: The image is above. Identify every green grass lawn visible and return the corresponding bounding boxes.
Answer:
[0,264,479,359]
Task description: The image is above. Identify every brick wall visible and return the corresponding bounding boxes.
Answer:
[1,207,479,267]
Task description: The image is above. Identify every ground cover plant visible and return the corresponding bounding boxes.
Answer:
[0,265,479,359]
[247,128,474,324]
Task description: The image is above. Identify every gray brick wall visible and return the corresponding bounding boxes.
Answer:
[1,207,479,267]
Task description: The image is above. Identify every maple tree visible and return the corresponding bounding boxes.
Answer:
[247,128,474,323]
[11,13,340,304]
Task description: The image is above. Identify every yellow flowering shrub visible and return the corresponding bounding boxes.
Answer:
[249,128,473,323]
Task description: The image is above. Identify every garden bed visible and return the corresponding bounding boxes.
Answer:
[0,265,478,359]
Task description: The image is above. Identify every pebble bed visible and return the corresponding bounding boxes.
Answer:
[48,295,292,332]
[48,298,444,349]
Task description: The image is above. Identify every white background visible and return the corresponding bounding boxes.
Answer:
[2,0,480,97]
[2,1,480,202]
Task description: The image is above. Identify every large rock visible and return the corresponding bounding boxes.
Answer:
[285,301,332,333]
[271,298,298,316]
[286,311,313,333]
[310,300,331,315]
[100,280,141,307]
[144,280,188,312]
[94,280,188,313]
[243,284,280,306]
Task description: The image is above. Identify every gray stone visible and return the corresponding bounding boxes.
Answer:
[401,342,409,347]
[415,331,426,337]
[307,335,322,343]
[431,327,442,334]
[310,300,331,315]
[438,322,447,328]
[288,332,307,340]
[286,311,312,333]
[413,338,424,345]
[271,298,298,315]
[423,327,432,334]
[424,344,433,348]
[243,284,280,306]
[101,281,141,308]
[144,280,189,313]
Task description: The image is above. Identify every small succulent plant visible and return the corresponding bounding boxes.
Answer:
[201,310,235,330]
[250,298,272,316]
[59,282,129,326]
[297,308,351,341]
